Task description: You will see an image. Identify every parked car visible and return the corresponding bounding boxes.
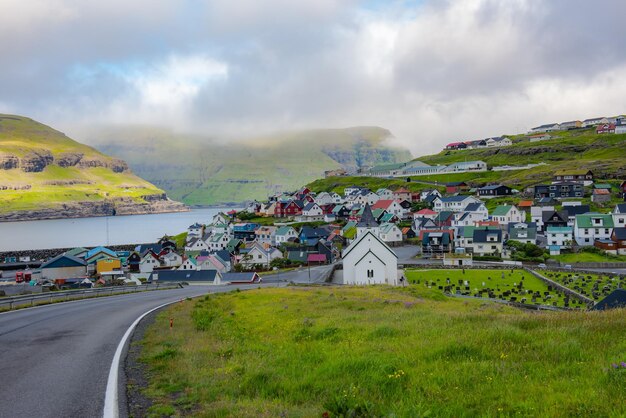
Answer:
[564,265,572,269]
[537,263,547,269]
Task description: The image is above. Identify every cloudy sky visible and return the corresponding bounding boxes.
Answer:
[1,0,625,155]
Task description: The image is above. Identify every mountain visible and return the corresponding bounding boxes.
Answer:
[0,115,185,221]
[83,126,412,205]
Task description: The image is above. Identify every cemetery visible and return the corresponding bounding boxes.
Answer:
[404,268,587,309]
[538,270,625,303]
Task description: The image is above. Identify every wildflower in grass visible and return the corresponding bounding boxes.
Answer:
[500,352,508,360]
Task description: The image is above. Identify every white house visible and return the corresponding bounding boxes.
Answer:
[433,196,482,213]
[140,252,160,273]
[178,257,198,271]
[255,226,277,246]
[275,226,299,244]
[161,252,183,268]
[465,202,489,221]
[185,235,210,252]
[240,244,283,268]
[302,202,324,218]
[613,204,626,228]
[350,190,380,206]
[342,230,398,285]
[372,200,405,218]
[187,223,204,237]
[574,213,614,246]
[376,188,394,199]
[314,192,334,206]
[471,228,503,256]
[208,233,229,252]
[379,223,403,244]
[531,206,554,231]
[491,205,524,225]
[197,255,228,273]
[420,189,442,201]
[212,212,230,225]
[546,226,574,255]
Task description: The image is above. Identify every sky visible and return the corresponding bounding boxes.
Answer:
[1,0,626,156]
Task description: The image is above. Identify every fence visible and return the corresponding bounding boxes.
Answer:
[0,283,183,311]
[524,268,594,306]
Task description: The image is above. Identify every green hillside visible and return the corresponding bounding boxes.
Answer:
[0,115,181,217]
[412,128,626,189]
[84,126,412,205]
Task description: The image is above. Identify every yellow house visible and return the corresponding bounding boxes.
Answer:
[96,258,121,273]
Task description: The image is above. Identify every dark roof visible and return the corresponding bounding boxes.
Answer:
[446,181,467,186]
[613,228,626,240]
[616,203,626,213]
[563,205,590,217]
[136,243,162,254]
[542,210,568,223]
[465,202,483,212]
[214,250,232,262]
[222,272,260,282]
[41,254,87,269]
[154,270,218,282]
[592,289,626,311]
[479,184,510,191]
[303,202,318,211]
[473,228,502,243]
[357,204,379,228]
[300,226,330,239]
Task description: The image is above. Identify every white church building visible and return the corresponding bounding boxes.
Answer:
[342,204,399,285]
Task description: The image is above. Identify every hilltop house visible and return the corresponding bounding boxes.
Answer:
[560,120,582,130]
[445,181,469,194]
[528,133,552,142]
[597,123,616,134]
[485,136,512,147]
[530,123,561,133]
[534,182,584,199]
[478,184,513,197]
[582,117,608,127]
[553,170,593,185]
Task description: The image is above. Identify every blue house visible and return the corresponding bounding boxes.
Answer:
[233,223,260,240]
[85,246,117,264]
[299,227,330,245]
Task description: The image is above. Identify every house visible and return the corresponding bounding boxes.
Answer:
[518,200,533,209]
[314,192,335,206]
[553,170,593,185]
[139,251,160,273]
[197,254,228,273]
[528,134,552,142]
[413,208,438,221]
[226,238,243,254]
[207,233,229,252]
[255,226,277,246]
[537,197,556,206]
[445,161,488,173]
[233,223,259,241]
[371,200,404,218]
[610,228,626,255]
[560,120,582,130]
[40,254,87,280]
[546,226,574,255]
[445,181,469,194]
[376,188,394,199]
[422,231,454,255]
[420,189,442,201]
[178,256,198,271]
[530,123,561,133]
[307,253,327,265]
[161,252,183,267]
[563,205,591,226]
[445,142,468,150]
[275,226,299,244]
[432,195,481,212]
[597,123,616,134]
[582,117,608,127]
[401,227,416,240]
[491,205,524,225]
[534,182,584,199]
[472,228,503,256]
[344,186,367,197]
[96,258,121,273]
[65,247,88,259]
[341,230,398,286]
[127,252,141,272]
[153,270,221,285]
[542,210,569,231]
[465,139,487,149]
[413,216,438,231]
[434,211,455,228]
[485,136,512,147]
[302,202,324,218]
[574,213,614,246]
[222,272,262,284]
[616,122,626,135]
[591,189,611,203]
[240,243,282,268]
[85,246,117,264]
[332,205,351,220]
[531,206,552,230]
[464,202,489,220]
[379,223,403,244]
[392,188,413,202]
[613,204,626,228]
[185,236,209,252]
[507,222,537,244]
[477,184,513,197]
[350,189,380,206]
[187,223,204,237]
[299,227,330,245]
[212,212,231,225]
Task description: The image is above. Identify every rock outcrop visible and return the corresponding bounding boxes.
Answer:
[20,150,54,172]
[0,151,129,173]
[0,154,19,169]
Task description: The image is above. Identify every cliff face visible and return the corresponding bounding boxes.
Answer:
[0,114,186,221]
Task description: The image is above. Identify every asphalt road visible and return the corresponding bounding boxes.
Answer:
[0,284,274,418]
[260,264,335,284]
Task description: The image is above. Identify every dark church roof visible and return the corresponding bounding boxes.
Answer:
[357,204,379,228]
[592,289,626,311]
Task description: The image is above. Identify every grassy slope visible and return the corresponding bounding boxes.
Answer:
[84,126,412,205]
[307,175,446,194]
[0,115,164,213]
[139,286,626,417]
[413,128,626,189]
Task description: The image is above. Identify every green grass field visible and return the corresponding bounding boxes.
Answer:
[539,270,626,302]
[138,286,626,417]
[550,252,626,263]
[404,269,582,308]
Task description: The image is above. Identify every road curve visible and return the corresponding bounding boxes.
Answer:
[0,285,262,418]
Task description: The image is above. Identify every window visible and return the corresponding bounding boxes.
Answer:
[367,269,374,278]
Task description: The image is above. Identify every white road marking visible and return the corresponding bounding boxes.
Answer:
[103,299,181,418]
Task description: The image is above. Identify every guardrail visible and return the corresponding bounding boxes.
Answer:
[0,283,183,311]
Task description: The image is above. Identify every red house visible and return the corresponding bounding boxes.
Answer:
[275,200,303,217]
[445,181,469,194]
[597,123,616,134]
